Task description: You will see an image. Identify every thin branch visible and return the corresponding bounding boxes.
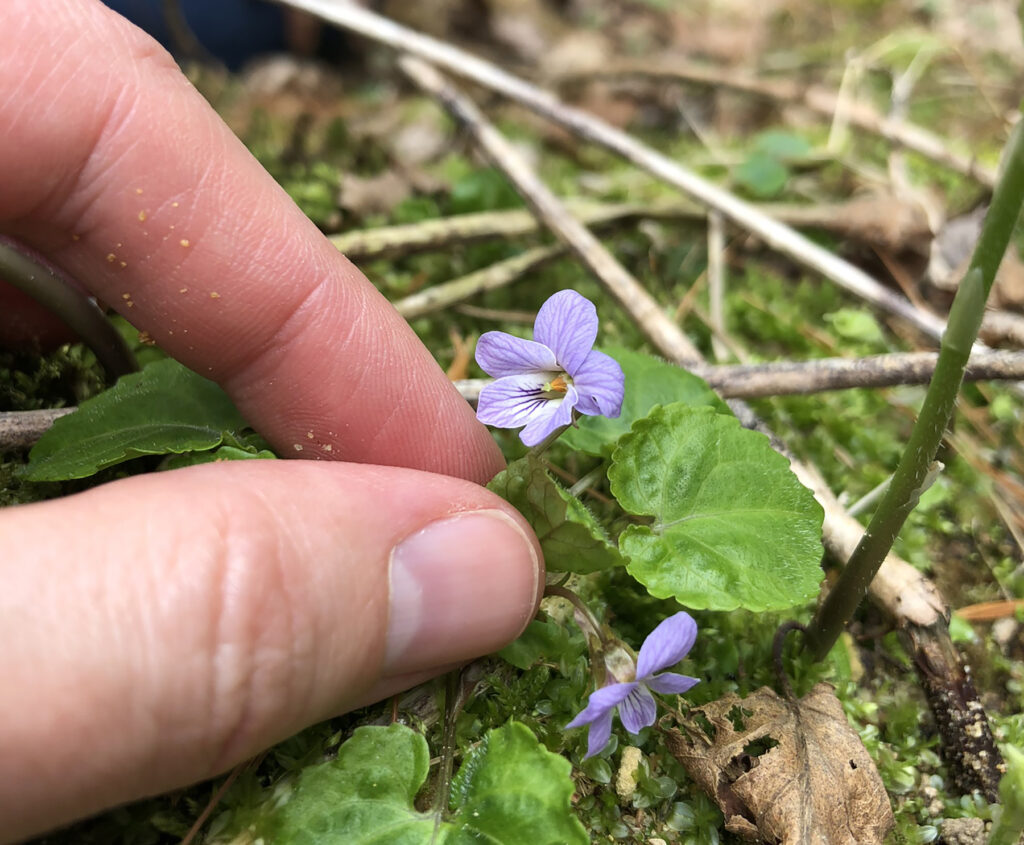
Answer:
[451,350,1024,403]
[700,349,1024,398]
[331,195,932,262]
[393,244,563,320]
[277,0,950,346]
[557,59,998,188]
[10,349,1024,453]
[0,408,74,451]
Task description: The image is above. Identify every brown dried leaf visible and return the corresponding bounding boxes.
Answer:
[665,683,893,844]
[338,171,412,218]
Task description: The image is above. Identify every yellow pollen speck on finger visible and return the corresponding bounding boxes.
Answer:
[324,445,333,452]
[121,293,131,300]
[138,210,147,222]
[135,188,143,195]
[180,239,190,247]
[171,201,179,208]
[306,431,314,439]
[119,261,127,268]
[293,444,303,452]
[210,292,220,299]
[106,253,116,262]
[179,287,188,294]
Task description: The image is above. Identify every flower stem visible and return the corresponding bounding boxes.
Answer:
[568,462,607,498]
[804,122,1024,661]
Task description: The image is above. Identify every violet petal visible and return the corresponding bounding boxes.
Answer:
[518,384,578,446]
[636,612,698,679]
[476,373,552,430]
[475,331,558,377]
[533,290,598,374]
[617,684,657,734]
[566,682,636,729]
[583,709,614,759]
[644,672,700,695]
[572,349,625,417]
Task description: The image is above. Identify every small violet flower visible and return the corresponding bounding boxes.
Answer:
[567,612,700,759]
[475,290,625,446]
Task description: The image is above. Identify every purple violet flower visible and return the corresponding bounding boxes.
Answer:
[567,612,700,759]
[474,289,625,446]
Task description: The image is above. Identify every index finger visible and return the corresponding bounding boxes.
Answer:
[0,0,503,484]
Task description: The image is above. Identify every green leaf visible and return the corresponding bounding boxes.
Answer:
[735,153,790,198]
[562,347,727,458]
[488,454,624,573]
[261,722,586,845]
[446,722,586,845]
[610,404,824,611]
[161,445,277,471]
[22,359,248,481]
[265,723,434,844]
[498,615,572,670]
[825,308,886,344]
[753,130,812,160]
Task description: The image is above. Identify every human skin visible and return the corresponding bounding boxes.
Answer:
[0,2,543,840]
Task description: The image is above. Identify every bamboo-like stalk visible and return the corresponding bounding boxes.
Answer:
[805,126,1024,661]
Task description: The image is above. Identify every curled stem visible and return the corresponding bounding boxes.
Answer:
[0,237,137,379]
[804,122,1024,661]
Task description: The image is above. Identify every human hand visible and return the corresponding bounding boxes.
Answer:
[0,3,542,840]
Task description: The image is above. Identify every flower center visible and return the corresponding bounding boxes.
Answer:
[540,372,571,399]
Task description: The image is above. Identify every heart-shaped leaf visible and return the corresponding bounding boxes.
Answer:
[610,404,824,611]
[261,722,586,844]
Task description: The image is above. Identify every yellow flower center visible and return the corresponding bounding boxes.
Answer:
[541,373,571,399]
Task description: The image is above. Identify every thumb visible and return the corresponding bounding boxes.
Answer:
[0,460,542,840]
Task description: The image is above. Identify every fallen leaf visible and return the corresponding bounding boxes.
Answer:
[338,171,412,218]
[446,328,472,381]
[665,683,894,844]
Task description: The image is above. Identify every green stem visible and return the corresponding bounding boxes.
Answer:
[804,123,1024,661]
[0,238,137,379]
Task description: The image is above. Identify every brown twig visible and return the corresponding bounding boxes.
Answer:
[453,350,1024,403]
[393,244,563,320]
[331,195,931,262]
[0,408,75,451]
[9,350,1024,453]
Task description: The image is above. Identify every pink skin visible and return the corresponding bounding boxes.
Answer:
[0,2,543,840]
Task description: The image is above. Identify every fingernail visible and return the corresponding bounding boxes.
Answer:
[385,509,541,677]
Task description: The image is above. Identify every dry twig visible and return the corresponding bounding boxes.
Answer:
[452,350,1024,402]
[393,244,562,319]
[331,195,932,262]
[11,349,1024,453]
[0,408,74,452]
